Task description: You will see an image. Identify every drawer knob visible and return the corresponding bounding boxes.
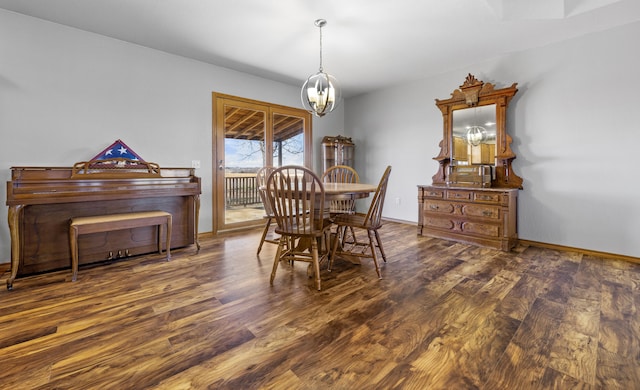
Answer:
[430,204,439,210]
[483,210,493,216]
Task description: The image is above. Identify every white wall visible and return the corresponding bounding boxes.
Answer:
[0,9,343,262]
[346,21,640,258]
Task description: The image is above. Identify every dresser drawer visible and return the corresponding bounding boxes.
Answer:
[461,203,501,220]
[461,220,502,238]
[472,192,502,204]
[424,199,501,220]
[421,188,444,199]
[423,216,502,239]
[424,216,455,230]
[446,190,472,201]
[423,200,455,215]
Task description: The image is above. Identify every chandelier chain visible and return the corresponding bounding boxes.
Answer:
[318,22,324,72]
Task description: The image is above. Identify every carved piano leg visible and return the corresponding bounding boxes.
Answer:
[7,205,24,290]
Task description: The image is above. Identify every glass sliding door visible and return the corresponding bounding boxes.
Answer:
[272,109,309,167]
[212,93,311,233]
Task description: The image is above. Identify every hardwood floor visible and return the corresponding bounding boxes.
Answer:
[0,221,638,389]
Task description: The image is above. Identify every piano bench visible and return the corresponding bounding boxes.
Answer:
[69,211,172,282]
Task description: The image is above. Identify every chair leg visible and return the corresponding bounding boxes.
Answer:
[367,229,382,279]
[344,226,361,246]
[270,236,286,285]
[311,240,321,291]
[321,230,331,266]
[374,229,387,262]
[257,217,272,255]
[340,224,354,246]
[329,225,344,272]
[348,226,357,244]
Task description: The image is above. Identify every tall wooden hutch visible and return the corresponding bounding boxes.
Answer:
[322,135,354,172]
[418,74,522,251]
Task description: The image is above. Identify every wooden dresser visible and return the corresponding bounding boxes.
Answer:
[420,74,522,252]
[418,185,518,251]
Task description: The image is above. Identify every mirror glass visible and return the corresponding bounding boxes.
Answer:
[451,104,496,166]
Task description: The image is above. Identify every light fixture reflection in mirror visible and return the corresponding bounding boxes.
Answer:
[466,125,487,146]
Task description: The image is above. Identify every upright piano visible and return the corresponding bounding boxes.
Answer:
[5,159,201,289]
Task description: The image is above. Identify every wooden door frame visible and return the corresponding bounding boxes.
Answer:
[212,92,312,234]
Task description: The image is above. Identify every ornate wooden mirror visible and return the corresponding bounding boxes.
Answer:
[432,74,522,189]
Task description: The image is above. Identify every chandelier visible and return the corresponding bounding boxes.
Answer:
[301,19,341,117]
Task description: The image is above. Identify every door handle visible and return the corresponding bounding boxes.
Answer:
[218,160,224,170]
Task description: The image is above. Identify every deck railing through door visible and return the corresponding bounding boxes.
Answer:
[225,174,261,207]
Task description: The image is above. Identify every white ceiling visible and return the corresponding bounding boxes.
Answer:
[1,0,639,97]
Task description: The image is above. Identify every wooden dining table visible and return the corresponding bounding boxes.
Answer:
[322,182,378,201]
[322,183,378,201]
[260,181,377,201]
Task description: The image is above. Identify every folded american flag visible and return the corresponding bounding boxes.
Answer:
[91,139,145,162]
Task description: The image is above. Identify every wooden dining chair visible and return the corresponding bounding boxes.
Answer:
[256,166,278,255]
[322,164,360,243]
[321,165,360,215]
[266,165,333,290]
[329,165,392,279]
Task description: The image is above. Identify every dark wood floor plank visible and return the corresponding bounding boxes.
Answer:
[548,325,598,384]
[1,221,639,388]
[460,311,521,385]
[595,347,640,388]
[484,342,548,389]
[562,295,601,338]
[494,273,551,321]
[539,366,594,390]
